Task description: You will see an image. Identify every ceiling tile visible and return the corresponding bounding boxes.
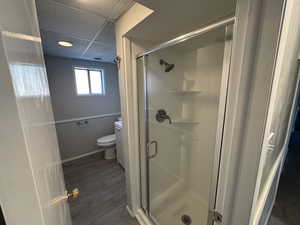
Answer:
[36,0,106,40]
[83,42,116,62]
[51,0,134,20]
[36,0,129,62]
[40,29,90,59]
[95,22,116,46]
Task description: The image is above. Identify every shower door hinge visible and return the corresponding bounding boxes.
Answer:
[210,209,222,224]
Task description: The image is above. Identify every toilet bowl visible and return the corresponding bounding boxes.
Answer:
[97,134,116,159]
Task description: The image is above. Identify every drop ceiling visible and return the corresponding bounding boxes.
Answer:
[36,0,134,62]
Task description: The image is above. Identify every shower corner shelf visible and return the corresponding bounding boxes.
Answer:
[173,119,200,125]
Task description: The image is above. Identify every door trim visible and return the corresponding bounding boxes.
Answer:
[250,63,300,225]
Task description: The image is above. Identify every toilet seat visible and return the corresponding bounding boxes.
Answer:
[97,134,116,147]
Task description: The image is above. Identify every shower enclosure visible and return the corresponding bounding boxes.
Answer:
[137,18,234,225]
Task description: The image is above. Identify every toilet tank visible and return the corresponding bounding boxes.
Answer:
[114,121,124,168]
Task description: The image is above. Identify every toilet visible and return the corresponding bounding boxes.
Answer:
[97,134,116,159]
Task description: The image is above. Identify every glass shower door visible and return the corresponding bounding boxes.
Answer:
[138,24,233,225]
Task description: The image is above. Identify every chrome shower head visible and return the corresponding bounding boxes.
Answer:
[160,59,175,72]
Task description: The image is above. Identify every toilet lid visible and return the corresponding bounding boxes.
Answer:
[114,121,123,129]
[97,134,116,144]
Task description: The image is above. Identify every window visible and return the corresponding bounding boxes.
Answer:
[74,67,104,95]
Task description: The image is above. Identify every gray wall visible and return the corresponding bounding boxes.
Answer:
[45,55,121,160]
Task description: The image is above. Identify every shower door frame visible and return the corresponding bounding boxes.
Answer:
[137,17,235,225]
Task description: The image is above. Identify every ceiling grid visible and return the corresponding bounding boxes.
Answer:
[36,0,134,62]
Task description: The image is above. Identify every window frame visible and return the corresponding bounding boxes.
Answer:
[73,66,105,96]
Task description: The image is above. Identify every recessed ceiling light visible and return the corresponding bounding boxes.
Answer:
[57,41,73,47]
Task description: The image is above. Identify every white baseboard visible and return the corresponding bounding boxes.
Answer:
[136,209,153,225]
[62,149,104,163]
[126,205,135,217]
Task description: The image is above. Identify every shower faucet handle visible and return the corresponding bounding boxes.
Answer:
[156,109,172,124]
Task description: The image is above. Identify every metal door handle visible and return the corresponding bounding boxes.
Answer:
[66,188,80,199]
[147,140,158,158]
[49,188,80,205]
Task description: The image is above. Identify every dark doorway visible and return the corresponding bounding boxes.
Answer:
[0,206,6,225]
[269,91,300,225]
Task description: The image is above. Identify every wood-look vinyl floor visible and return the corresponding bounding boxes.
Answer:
[63,152,139,225]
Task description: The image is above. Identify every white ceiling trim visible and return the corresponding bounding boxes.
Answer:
[110,0,133,20]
